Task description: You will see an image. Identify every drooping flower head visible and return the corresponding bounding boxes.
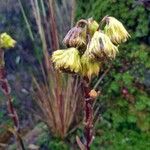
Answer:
[52,48,81,73]
[87,18,99,37]
[81,55,101,79]
[63,20,87,48]
[101,16,130,44]
[0,33,16,49]
[85,31,118,60]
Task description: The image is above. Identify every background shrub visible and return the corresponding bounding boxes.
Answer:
[76,0,150,149]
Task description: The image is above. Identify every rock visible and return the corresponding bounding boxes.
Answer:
[28,144,40,150]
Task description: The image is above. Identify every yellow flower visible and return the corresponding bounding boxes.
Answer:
[87,18,99,37]
[0,33,16,49]
[52,48,81,73]
[63,26,86,48]
[81,55,101,79]
[102,16,130,44]
[85,31,118,60]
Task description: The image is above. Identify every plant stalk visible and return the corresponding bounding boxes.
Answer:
[6,95,25,150]
[0,49,25,150]
[82,77,94,150]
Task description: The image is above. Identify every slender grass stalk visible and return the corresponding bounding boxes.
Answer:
[31,0,50,72]
[71,0,76,27]
[20,0,82,139]
[18,0,34,42]
[93,65,112,90]
[47,0,59,50]
[39,0,52,48]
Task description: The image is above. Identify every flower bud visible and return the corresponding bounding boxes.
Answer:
[102,16,130,44]
[81,55,101,79]
[63,20,87,48]
[89,89,99,99]
[87,18,99,37]
[0,33,16,49]
[51,47,81,73]
[85,31,118,60]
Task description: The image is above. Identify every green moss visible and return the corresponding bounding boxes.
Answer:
[48,139,69,150]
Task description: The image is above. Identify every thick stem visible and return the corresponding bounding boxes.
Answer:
[82,78,94,150]
[85,102,91,150]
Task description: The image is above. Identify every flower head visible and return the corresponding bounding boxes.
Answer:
[81,55,101,79]
[52,48,81,73]
[102,16,130,44]
[87,18,99,37]
[0,33,16,49]
[85,31,118,60]
[63,21,87,48]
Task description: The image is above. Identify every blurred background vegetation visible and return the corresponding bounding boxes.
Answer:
[0,0,150,149]
[75,0,150,149]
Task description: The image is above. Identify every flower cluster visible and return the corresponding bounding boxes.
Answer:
[51,16,130,79]
[0,33,16,49]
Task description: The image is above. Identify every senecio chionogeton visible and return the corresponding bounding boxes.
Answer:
[0,32,16,49]
[51,16,130,79]
[0,32,16,67]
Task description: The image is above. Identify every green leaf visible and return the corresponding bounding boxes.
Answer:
[109,81,119,93]
[127,115,137,123]
[122,72,133,86]
[135,100,146,111]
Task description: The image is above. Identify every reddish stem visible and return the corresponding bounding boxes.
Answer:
[7,95,25,150]
[82,78,94,150]
[7,95,18,128]
[0,49,25,150]
[85,103,91,150]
